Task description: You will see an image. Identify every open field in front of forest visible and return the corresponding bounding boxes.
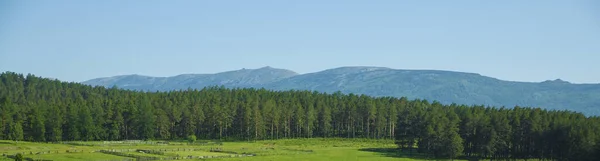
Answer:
[0,138,464,161]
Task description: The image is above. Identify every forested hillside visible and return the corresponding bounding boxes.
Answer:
[3,71,600,160]
[83,66,600,115]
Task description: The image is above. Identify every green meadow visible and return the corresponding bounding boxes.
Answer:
[0,138,455,161]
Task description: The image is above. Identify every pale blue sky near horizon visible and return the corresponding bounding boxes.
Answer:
[1,0,599,83]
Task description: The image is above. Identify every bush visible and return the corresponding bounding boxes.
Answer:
[187,135,197,143]
[14,153,23,161]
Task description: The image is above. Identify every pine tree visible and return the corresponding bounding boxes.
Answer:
[45,105,63,141]
[9,121,24,141]
[108,105,124,140]
[0,97,10,140]
[155,109,171,139]
[252,98,264,139]
[317,99,332,137]
[63,104,80,141]
[192,103,205,139]
[366,98,376,138]
[443,110,464,160]
[375,101,387,139]
[305,102,316,138]
[263,99,279,139]
[136,96,155,140]
[293,101,304,138]
[79,105,95,141]
[30,108,46,142]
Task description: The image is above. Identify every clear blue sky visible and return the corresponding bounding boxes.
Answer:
[1,0,599,83]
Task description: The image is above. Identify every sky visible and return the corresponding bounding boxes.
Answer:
[1,0,599,83]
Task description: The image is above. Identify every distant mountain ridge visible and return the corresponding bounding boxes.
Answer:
[82,66,600,115]
[84,66,298,91]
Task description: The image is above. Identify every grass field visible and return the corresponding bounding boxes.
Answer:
[0,138,456,161]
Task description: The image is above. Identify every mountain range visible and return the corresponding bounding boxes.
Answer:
[83,66,600,115]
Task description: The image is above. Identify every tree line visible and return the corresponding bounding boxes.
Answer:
[1,72,599,160]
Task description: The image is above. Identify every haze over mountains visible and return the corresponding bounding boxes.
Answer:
[83,66,600,115]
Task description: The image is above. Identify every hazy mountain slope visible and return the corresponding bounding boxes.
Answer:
[83,66,600,115]
[83,66,298,91]
[265,67,600,115]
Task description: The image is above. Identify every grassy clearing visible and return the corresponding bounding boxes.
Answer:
[208,148,425,161]
[168,151,230,157]
[122,151,167,158]
[31,153,132,161]
[0,138,461,161]
[208,139,431,161]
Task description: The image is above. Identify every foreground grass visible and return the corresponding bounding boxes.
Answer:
[206,138,432,161]
[208,147,424,161]
[0,138,460,161]
[31,153,131,161]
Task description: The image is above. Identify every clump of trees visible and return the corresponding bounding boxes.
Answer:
[1,72,600,160]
